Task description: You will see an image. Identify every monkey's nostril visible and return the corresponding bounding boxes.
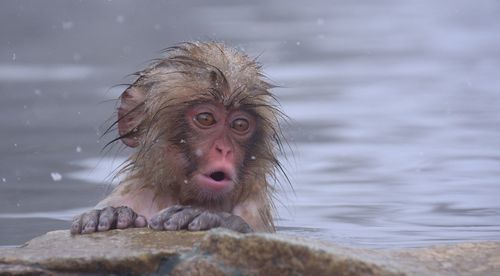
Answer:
[210,171,226,182]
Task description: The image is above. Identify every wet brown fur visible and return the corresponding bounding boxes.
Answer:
[109,42,286,231]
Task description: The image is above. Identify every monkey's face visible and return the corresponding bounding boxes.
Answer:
[182,102,256,199]
[115,42,282,208]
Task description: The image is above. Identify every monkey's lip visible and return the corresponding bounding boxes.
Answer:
[193,170,234,192]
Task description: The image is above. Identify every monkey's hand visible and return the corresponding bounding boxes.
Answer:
[149,205,253,233]
[70,206,147,234]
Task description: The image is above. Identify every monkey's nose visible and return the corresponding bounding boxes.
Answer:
[210,171,226,182]
[215,143,233,159]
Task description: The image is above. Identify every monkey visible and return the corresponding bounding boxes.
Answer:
[71,41,287,235]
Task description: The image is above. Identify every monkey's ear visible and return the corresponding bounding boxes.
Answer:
[118,86,146,148]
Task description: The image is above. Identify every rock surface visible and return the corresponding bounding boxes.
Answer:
[0,228,498,275]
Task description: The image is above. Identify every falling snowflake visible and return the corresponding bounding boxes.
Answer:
[51,172,63,182]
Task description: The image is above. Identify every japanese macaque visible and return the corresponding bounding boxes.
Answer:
[71,42,287,234]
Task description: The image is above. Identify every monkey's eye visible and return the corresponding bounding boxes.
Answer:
[231,118,250,133]
[194,112,216,127]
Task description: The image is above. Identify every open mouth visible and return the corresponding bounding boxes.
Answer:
[209,171,228,182]
[193,168,234,192]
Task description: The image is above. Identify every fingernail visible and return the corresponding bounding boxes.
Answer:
[165,221,178,231]
[117,220,126,229]
[149,219,160,230]
[97,223,108,231]
[188,222,199,231]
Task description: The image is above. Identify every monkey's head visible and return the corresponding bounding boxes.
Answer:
[114,42,285,208]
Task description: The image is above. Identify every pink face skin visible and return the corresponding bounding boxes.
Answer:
[185,103,256,196]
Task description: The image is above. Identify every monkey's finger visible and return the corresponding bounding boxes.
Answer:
[165,208,202,231]
[81,210,100,234]
[70,215,83,234]
[116,206,137,229]
[134,215,147,228]
[188,211,222,231]
[149,205,184,230]
[97,206,117,232]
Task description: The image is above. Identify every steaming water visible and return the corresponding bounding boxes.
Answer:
[1,0,499,248]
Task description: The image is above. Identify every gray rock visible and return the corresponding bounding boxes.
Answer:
[0,228,498,275]
[0,229,203,275]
